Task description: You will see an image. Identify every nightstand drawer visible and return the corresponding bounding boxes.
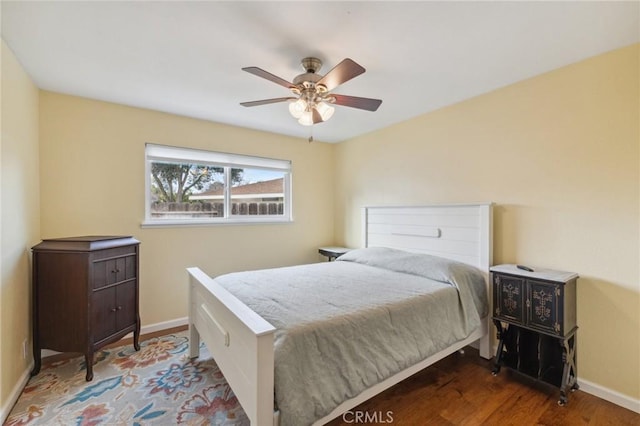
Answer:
[493,274,526,324]
[528,279,562,335]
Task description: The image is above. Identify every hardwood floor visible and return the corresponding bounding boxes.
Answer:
[325,348,639,426]
[42,329,638,425]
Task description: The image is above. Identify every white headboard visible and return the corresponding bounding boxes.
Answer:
[362,203,493,273]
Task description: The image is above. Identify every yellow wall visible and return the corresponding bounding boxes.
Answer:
[0,41,40,415]
[38,92,335,327]
[2,40,638,415]
[334,45,640,401]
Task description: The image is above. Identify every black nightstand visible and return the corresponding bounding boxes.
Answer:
[490,264,579,406]
[318,246,351,261]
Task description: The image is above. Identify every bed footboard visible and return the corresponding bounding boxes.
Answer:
[187,267,276,426]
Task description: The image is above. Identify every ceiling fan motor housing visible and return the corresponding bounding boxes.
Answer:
[292,57,327,95]
[301,57,322,73]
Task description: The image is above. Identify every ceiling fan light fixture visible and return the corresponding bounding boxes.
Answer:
[289,98,307,119]
[294,101,334,126]
[298,110,314,126]
[316,102,335,121]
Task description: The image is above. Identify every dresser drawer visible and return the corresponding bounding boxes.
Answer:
[92,281,137,344]
[92,245,136,260]
[92,248,137,289]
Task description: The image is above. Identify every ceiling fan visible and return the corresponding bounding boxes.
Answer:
[240,57,382,126]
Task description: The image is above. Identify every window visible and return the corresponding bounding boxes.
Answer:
[143,144,292,226]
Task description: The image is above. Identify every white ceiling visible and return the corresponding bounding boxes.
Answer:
[2,1,638,143]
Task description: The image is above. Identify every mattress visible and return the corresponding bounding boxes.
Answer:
[214,247,488,426]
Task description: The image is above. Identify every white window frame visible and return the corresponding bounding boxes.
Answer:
[142,143,293,227]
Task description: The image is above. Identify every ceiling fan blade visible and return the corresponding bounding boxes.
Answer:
[240,97,296,107]
[242,67,294,89]
[317,58,365,91]
[331,94,382,111]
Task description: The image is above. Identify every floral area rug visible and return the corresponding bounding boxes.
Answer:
[5,332,249,425]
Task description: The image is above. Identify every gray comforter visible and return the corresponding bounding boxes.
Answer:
[215,247,488,426]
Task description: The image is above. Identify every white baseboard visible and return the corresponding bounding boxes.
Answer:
[1,361,34,425]
[139,316,188,335]
[578,378,640,414]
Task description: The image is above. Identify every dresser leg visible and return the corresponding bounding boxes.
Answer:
[85,353,94,381]
[133,317,141,351]
[31,342,41,377]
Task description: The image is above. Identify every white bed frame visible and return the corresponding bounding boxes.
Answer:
[187,203,493,426]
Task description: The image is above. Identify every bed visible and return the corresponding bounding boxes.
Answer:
[187,203,493,425]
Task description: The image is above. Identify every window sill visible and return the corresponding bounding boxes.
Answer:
[140,217,294,228]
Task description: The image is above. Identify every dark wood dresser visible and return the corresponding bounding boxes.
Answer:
[490,264,578,405]
[31,236,140,381]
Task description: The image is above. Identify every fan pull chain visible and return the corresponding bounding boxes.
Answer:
[308,126,314,143]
